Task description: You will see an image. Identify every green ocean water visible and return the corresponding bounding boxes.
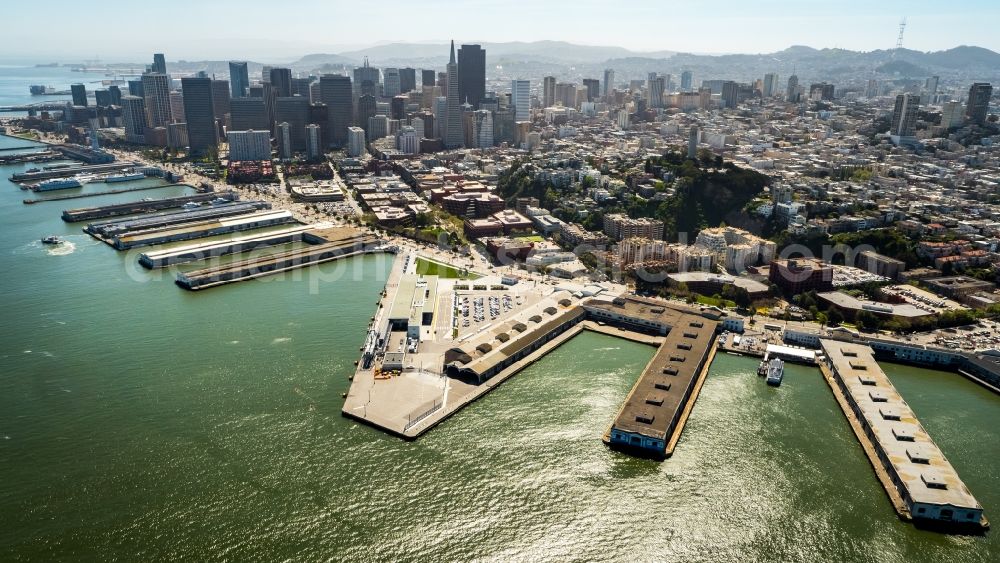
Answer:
[0,133,997,561]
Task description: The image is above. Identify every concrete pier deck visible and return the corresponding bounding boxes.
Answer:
[62,191,237,222]
[106,210,297,250]
[138,222,333,269]
[11,162,139,182]
[85,201,271,238]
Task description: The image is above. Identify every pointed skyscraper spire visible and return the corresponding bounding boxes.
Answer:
[449,40,456,64]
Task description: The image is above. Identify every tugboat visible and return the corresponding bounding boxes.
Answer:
[41,235,63,245]
[765,358,785,387]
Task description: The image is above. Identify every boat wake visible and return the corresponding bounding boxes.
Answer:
[271,337,292,345]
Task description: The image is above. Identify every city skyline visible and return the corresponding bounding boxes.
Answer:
[2,0,1000,63]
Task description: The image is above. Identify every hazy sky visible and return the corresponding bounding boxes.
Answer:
[2,0,997,63]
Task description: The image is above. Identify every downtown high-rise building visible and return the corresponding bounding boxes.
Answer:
[121,95,147,143]
[602,68,615,98]
[181,76,218,156]
[275,96,310,151]
[319,74,353,147]
[383,68,401,97]
[582,78,600,102]
[347,126,366,157]
[227,129,271,161]
[966,82,993,125]
[108,85,122,106]
[510,80,530,123]
[305,124,322,159]
[543,76,556,108]
[421,69,436,88]
[941,100,964,129]
[648,74,665,108]
[890,93,920,137]
[71,83,87,107]
[680,70,693,92]
[229,98,269,131]
[168,91,185,123]
[457,44,485,109]
[444,41,464,148]
[353,58,380,98]
[762,73,778,98]
[270,68,293,98]
[399,68,416,93]
[229,62,249,98]
[152,53,166,75]
[141,73,172,128]
[357,94,376,136]
[211,80,231,122]
[786,74,800,102]
[865,78,879,99]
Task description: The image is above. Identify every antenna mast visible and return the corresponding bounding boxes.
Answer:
[892,17,907,58]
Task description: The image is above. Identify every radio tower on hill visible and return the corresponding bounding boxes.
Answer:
[892,17,907,58]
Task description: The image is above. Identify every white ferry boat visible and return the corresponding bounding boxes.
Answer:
[104,172,145,183]
[765,358,785,387]
[34,178,82,191]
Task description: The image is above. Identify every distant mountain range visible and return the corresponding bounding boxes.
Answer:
[284,42,1000,81]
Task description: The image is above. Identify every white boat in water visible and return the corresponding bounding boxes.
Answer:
[74,173,98,184]
[105,172,145,183]
[765,358,785,387]
[34,178,82,191]
[181,201,202,211]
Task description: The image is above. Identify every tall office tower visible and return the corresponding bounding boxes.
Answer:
[229,98,269,131]
[510,80,530,123]
[128,80,144,98]
[762,73,778,97]
[648,75,665,108]
[121,96,147,143]
[582,78,600,102]
[353,58,380,98]
[602,68,615,98]
[229,61,249,98]
[71,84,87,107]
[261,66,273,83]
[698,87,712,109]
[347,126,366,157]
[493,108,514,144]
[397,126,418,154]
[416,111,435,138]
[291,78,312,97]
[688,126,699,159]
[367,115,388,141]
[472,110,493,148]
[444,41,464,148]
[399,68,416,93]
[383,68,401,97]
[966,82,992,124]
[211,80,231,123]
[809,82,835,101]
[556,83,577,108]
[433,96,447,138]
[308,103,328,146]
[941,101,964,129]
[680,70,693,92]
[390,95,407,120]
[269,68,292,98]
[226,130,271,161]
[319,74,352,147]
[890,93,920,137]
[721,81,739,109]
[305,124,322,159]
[275,96,310,151]
[276,122,292,159]
[181,77,218,156]
[309,81,321,104]
[95,89,111,108]
[152,53,166,75]
[786,74,799,102]
[421,69,436,88]
[543,76,556,107]
[457,44,486,109]
[248,85,264,98]
[865,78,879,99]
[168,91,184,123]
[357,94,376,135]
[924,75,939,101]
[107,85,122,106]
[141,73,172,128]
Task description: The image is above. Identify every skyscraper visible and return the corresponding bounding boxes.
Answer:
[762,73,778,98]
[141,73,172,128]
[966,82,992,125]
[421,69,436,88]
[357,94,376,135]
[229,61,250,98]
[353,58,380,99]
[680,70,693,92]
[602,69,615,98]
[275,96,310,152]
[169,91,185,123]
[648,74,665,108]
[582,78,600,102]
[890,93,919,137]
[227,130,271,161]
[305,124,322,159]
[181,77,218,156]
[511,80,530,123]
[108,85,122,106]
[399,68,416,93]
[152,53,166,75]
[543,76,556,108]
[128,80,144,98]
[457,44,486,109]
[786,74,799,102]
[347,126,366,157]
[71,84,87,107]
[121,96,147,143]
[229,98,269,131]
[320,74,352,147]
[270,68,292,98]
[924,75,939,102]
[941,101,964,129]
[383,68,401,97]
[211,80,231,123]
[444,41,464,149]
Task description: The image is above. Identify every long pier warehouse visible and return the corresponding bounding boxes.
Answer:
[820,340,987,531]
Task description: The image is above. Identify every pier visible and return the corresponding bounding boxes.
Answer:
[62,191,237,222]
[138,222,333,268]
[104,210,297,250]
[85,201,271,239]
[819,340,988,532]
[175,227,380,290]
[24,182,192,204]
[11,162,138,182]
